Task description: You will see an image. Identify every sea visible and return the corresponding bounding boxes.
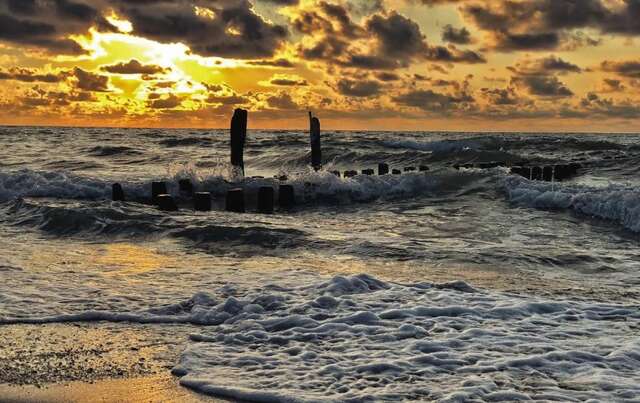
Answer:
[0,126,639,402]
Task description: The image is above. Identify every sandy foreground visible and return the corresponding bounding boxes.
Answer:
[0,323,224,403]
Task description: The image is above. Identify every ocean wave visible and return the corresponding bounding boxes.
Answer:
[158,137,213,147]
[87,145,143,157]
[503,175,640,232]
[1,274,638,401]
[382,137,504,154]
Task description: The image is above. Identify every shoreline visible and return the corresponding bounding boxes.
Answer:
[0,375,224,403]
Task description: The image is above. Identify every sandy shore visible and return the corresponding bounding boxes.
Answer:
[0,375,224,403]
[0,323,223,403]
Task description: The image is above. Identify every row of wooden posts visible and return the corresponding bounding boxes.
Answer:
[112,109,430,214]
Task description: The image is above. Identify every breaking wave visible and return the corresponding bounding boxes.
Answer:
[503,175,640,232]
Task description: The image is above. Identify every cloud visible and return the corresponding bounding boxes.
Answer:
[0,67,68,83]
[100,60,169,75]
[266,92,299,109]
[511,74,573,97]
[267,74,308,86]
[336,79,382,97]
[509,56,582,76]
[73,67,110,92]
[392,88,474,111]
[148,94,182,109]
[246,58,296,68]
[601,60,640,78]
[442,24,472,44]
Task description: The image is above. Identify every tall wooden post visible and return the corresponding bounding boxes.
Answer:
[309,112,321,171]
[230,108,248,176]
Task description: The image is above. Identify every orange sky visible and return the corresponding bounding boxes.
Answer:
[0,0,638,131]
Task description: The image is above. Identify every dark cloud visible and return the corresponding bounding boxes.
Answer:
[269,77,308,86]
[73,67,110,92]
[0,0,288,58]
[267,92,298,109]
[461,0,640,51]
[509,56,582,76]
[246,58,296,68]
[336,79,382,97]
[511,74,573,97]
[101,59,170,75]
[0,68,68,83]
[148,94,182,109]
[601,78,625,92]
[480,87,519,105]
[442,24,472,44]
[601,60,640,78]
[392,88,472,111]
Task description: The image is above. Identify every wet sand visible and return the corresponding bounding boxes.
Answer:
[0,323,221,402]
[0,375,223,403]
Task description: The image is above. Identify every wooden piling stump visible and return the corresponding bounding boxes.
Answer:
[378,163,389,175]
[179,179,193,196]
[226,188,245,213]
[362,169,374,175]
[152,181,167,204]
[392,169,402,175]
[157,194,178,211]
[404,167,416,172]
[278,184,295,209]
[309,112,322,171]
[112,183,124,202]
[344,170,357,178]
[419,165,429,172]
[194,192,212,212]
[258,187,275,214]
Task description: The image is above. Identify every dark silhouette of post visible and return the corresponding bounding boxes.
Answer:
[152,181,167,204]
[279,185,295,209]
[309,112,321,171]
[230,108,248,176]
[157,194,178,211]
[179,179,193,196]
[378,163,389,175]
[194,192,211,211]
[257,187,275,214]
[112,183,124,202]
[226,188,245,213]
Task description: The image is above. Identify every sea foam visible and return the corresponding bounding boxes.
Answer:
[2,274,637,402]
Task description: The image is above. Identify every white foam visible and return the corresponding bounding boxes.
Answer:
[2,274,638,401]
[503,175,640,232]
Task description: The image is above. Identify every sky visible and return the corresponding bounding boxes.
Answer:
[0,0,638,131]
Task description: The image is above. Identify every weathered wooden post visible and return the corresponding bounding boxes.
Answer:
[112,183,124,202]
[392,169,402,175]
[152,181,167,204]
[226,188,245,213]
[309,112,321,171]
[230,108,248,177]
[157,194,178,211]
[404,167,416,172]
[258,187,275,214]
[419,165,429,172]
[194,192,211,211]
[331,170,341,177]
[279,184,295,209]
[344,170,357,178]
[362,169,374,175]
[378,163,389,175]
[179,179,193,196]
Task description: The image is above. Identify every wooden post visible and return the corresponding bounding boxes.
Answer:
[278,184,295,209]
[392,169,402,175]
[152,181,167,204]
[257,187,275,214]
[157,194,178,211]
[230,108,248,177]
[309,112,321,171]
[404,167,416,172]
[331,170,341,177]
[179,179,193,196]
[112,183,124,202]
[226,188,245,213]
[362,169,374,175]
[194,192,211,211]
[378,163,389,175]
[344,170,357,178]
[419,165,429,172]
